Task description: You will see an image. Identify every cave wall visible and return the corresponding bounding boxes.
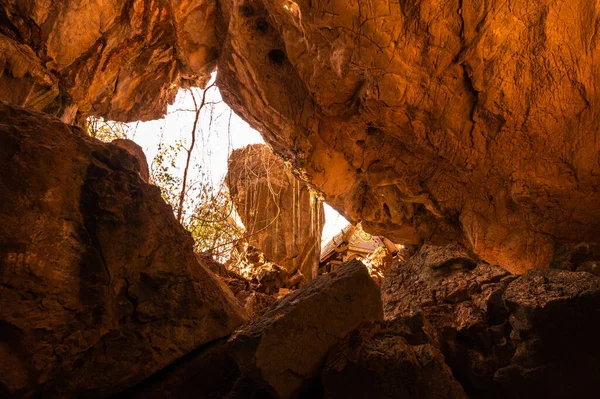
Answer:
[2,0,600,273]
[215,0,600,273]
[0,0,217,122]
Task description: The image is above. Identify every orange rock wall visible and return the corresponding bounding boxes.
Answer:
[3,1,600,272]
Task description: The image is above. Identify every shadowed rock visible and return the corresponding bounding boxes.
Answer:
[3,1,600,272]
[111,139,150,183]
[229,260,383,398]
[496,269,600,398]
[215,0,600,272]
[0,102,247,397]
[121,260,383,399]
[322,313,468,399]
[382,244,600,398]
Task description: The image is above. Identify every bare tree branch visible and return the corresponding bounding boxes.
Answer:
[176,83,216,223]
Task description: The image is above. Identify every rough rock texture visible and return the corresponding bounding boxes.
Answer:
[124,260,383,399]
[549,242,600,273]
[226,144,324,280]
[197,250,299,319]
[111,138,150,183]
[214,0,600,273]
[0,0,217,122]
[229,260,383,398]
[382,244,516,397]
[0,102,247,397]
[322,313,468,399]
[196,251,229,276]
[496,269,600,398]
[3,1,600,272]
[123,339,275,399]
[382,244,600,398]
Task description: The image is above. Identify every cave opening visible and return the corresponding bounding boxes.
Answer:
[2,1,600,397]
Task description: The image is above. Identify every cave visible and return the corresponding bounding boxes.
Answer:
[2,1,600,398]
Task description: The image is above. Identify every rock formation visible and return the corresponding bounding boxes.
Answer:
[3,1,600,272]
[0,0,217,122]
[322,313,468,399]
[226,144,324,280]
[121,246,600,399]
[229,260,383,398]
[214,0,600,273]
[111,138,150,183]
[382,244,516,397]
[382,244,600,398]
[0,102,246,397]
[126,260,384,399]
[198,250,298,319]
[3,1,600,397]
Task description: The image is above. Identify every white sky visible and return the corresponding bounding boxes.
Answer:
[126,76,349,245]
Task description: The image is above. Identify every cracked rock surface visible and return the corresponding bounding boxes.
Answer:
[229,259,383,398]
[322,312,468,399]
[215,0,600,273]
[382,244,600,398]
[0,102,247,397]
[2,1,600,272]
[125,259,383,399]
[226,144,324,280]
[0,0,217,121]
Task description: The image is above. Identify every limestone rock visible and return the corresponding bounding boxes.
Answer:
[549,242,600,272]
[199,250,287,319]
[322,313,468,399]
[226,144,324,280]
[0,0,217,121]
[382,244,516,397]
[234,290,278,320]
[111,138,150,183]
[0,102,247,397]
[229,260,383,398]
[383,244,600,398]
[496,269,600,399]
[124,339,274,399]
[196,251,229,276]
[3,0,600,272]
[124,260,383,399]
[214,0,600,273]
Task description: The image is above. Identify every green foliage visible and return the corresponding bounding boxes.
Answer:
[87,116,129,142]
[86,91,243,262]
[186,182,244,258]
[150,136,242,261]
[151,139,185,210]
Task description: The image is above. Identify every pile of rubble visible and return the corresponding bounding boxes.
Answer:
[197,246,305,318]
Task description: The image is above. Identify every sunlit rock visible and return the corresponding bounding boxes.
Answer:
[215,0,600,273]
[226,144,324,280]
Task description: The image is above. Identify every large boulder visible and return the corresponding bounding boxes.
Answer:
[123,339,270,399]
[0,102,247,397]
[496,269,600,398]
[226,144,325,280]
[322,313,468,399]
[123,259,383,399]
[382,244,516,397]
[229,259,383,398]
[382,244,600,398]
